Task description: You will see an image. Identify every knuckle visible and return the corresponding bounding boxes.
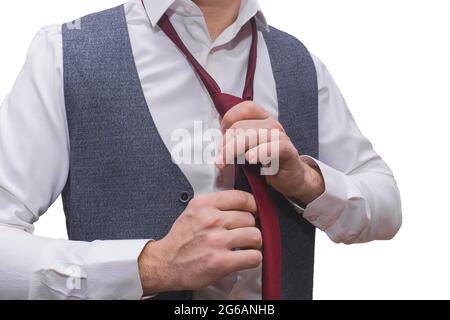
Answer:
[200,213,223,229]
[188,197,202,209]
[279,140,294,154]
[185,201,209,220]
[245,212,256,226]
[205,251,218,270]
[202,250,214,263]
[183,208,196,219]
[206,231,225,248]
[189,194,213,210]
[234,191,251,208]
[197,231,210,244]
[206,252,225,270]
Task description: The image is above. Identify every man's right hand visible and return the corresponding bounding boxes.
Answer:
[138,190,262,296]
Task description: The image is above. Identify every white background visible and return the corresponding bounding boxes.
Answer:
[0,0,449,299]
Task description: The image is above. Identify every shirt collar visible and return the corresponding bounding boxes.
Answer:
[141,0,269,32]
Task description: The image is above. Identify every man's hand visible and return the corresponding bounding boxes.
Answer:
[217,101,325,205]
[138,190,262,296]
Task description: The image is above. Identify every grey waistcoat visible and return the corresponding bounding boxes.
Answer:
[61,5,318,300]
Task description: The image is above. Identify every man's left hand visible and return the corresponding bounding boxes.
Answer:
[216,101,325,205]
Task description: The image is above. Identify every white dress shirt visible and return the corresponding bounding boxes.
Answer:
[0,0,401,299]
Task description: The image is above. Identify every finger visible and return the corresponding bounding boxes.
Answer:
[226,227,263,250]
[245,140,297,165]
[219,119,283,151]
[222,210,256,229]
[229,118,284,132]
[221,101,271,130]
[217,128,282,168]
[211,190,257,214]
[218,128,260,167]
[225,249,263,273]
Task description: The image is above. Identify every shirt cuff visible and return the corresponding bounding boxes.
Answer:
[84,239,150,300]
[286,197,305,214]
[299,156,367,242]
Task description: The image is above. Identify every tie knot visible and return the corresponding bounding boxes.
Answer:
[212,93,246,117]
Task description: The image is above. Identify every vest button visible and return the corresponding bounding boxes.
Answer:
[179,191,192,204]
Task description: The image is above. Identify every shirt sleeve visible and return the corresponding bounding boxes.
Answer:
[296,55,402,244]
[0,25,149,299]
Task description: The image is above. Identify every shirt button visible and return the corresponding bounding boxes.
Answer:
[179,191,192,204]
[184,6,193,14]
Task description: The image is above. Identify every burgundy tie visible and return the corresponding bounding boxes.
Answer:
[156,12,281,300]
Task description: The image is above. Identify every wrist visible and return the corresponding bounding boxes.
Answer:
[138,240,176,296]
[293,160,325,205]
